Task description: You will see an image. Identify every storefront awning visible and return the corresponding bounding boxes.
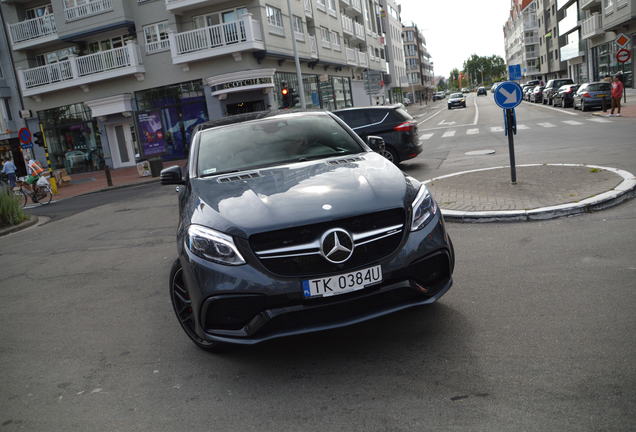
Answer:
[85,94,134,118]
[206,69,276,97]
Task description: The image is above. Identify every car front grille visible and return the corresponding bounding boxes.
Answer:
[250,208,406,277]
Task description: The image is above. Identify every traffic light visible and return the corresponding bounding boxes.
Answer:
[280,82,291,108]
[290,89,300,108]
[33,131,44,147]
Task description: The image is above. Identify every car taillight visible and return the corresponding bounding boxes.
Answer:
[582,92,591,98]
[394,121,416,132]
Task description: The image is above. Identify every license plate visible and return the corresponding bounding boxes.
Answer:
[302,265,382,298]
[597,94,607,98]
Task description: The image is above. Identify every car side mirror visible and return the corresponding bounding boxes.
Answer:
[367,136,385,153]
[160,165,185,185]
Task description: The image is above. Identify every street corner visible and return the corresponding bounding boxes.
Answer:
[0,214,38,237]
[424,164,636,222]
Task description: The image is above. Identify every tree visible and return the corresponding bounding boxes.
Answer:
[449,68,460,89]
[459,54,508,85]
[437,77,447,91]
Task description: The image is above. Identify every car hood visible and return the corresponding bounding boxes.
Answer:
[188,153,415,238]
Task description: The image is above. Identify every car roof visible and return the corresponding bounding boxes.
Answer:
[332,104,404,112]
[193,110,330,134]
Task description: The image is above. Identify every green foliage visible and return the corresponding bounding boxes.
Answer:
[0,188,26,227]
[461,54,507,85]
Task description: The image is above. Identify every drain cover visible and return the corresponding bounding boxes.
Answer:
[465,149,496,156]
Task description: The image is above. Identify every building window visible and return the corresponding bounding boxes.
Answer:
[316,0,326,12]
[194,7,248,28]
[87,34,134,53]
[143,22,170,54]
[25,4,53,19]
[331,31,341,51]
[293,15,303,34]
[266,5,284,30]
[320,26,331,48]
[327,0,337,14]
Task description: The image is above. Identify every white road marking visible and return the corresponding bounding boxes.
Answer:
[419,133,434,141]
[490,126,504,132]
[466,128,479,135]
[537,122,556,128]
[438,119,456,125]
[417,109,442,125]
[516,124,529,130]
[587,117,612,123]
[562,120,583,125]
[524,101,579,116]
[473,95,479,125]
[442,130,456,138]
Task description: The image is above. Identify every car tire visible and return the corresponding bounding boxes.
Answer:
[169,259,228,353]
[447,106,451,110]
[381,146,399,164]
[581,100,588,112]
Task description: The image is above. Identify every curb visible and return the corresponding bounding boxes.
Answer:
[0,214,39,237]
[423,164,636,223]
[53,177,159,202]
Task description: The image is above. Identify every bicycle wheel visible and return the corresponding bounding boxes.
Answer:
[38,187,53,205]
[13,188,27,207]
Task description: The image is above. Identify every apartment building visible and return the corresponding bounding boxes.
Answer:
[379,0,404,102]
[580,0,634,87]
[402,24,434,103]
[1,0,387,173]
[0,9,27,176]
[504,0,541,80]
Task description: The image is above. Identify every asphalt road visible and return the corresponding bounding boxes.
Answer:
[1,97,635,431]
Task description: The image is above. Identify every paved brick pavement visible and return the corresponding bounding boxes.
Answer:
[427,165,624,212]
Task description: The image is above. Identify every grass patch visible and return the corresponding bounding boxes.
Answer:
[0,188,27,227]
[589,168,600,173]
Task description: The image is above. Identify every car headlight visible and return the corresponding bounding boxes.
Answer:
[411,185,438,231]
[186,225,245,265]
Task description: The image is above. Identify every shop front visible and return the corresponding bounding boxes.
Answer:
[272,72,353,110]
[591,41,633,87]
[206,69,277,118]
[38,103,104,174]
[135,80,209,161]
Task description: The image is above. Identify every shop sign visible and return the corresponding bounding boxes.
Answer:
[615,33,630,48]
[138,112,166,156]
[211,77,273,93]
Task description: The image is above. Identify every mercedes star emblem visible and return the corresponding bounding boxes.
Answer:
[320,228,355,264]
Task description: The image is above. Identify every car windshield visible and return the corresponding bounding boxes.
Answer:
[587,83,611,91]
[450,93,463,98]
[196,114,364,176]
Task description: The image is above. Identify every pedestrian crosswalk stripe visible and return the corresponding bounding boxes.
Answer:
[466,128,479,135]
[442,130,456,138]
[419,133,434,141]
[537,122,556,128]
[517,124,529,130]
[562,120,583,125]
[490,126,504,132]
[587,117,612,123]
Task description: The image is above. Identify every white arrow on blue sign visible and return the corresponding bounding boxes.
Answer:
[493,81,523,109]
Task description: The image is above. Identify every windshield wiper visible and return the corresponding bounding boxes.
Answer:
[200,169,240,178]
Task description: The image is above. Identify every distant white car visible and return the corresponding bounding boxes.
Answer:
[402,97,412,105]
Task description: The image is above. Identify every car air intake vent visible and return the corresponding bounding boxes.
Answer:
[217,172,262,183]
[326,156,364,166]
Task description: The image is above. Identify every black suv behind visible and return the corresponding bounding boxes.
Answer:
[332,105,420,164]
[542,78,574,105]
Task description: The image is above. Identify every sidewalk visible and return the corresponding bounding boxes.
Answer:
[593,88,636,118]
[49,160,186,202]
[425,164,635,222]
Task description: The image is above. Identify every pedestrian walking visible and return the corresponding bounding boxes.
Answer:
[1,158,17,188]
[609,75,624,117]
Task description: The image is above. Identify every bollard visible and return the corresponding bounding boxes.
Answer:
[104,165,113,187]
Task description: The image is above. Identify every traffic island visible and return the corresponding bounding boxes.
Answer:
[425,164,636,222]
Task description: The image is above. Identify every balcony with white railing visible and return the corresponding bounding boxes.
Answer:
[340,0,351,6]
[304,0,313,17]
[64,0,113,21]
[169,15,264,64]
[353,22,365,40]
[350,0,362,13]
[165,0,229,13]
[581,14,603,39]
[345,47,357,65]
[524,35,539,45]
[8,14,57,50]
[18,42,145,98]
[341,15,353,35]
[146,38,171,54]
[357,50,368,67]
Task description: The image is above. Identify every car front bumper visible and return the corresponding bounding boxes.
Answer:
[178,213,454,345]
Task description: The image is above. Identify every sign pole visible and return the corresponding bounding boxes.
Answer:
[505,109,517,184]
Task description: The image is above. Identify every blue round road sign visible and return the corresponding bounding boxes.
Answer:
[493,81,523,109]
[18,127,32,144]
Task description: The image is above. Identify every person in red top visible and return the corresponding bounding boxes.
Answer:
[609,75,624,117]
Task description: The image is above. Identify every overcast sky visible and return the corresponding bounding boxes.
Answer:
[399,0,511,77]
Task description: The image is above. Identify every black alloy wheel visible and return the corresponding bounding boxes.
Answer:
[581,100,588,112]
[169,260,227,352]
[381,146,399,165]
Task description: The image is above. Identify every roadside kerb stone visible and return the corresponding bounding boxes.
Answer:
[0,214,38,237]
[424,164,636,222]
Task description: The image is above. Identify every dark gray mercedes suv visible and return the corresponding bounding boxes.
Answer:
[161,111,454,351]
